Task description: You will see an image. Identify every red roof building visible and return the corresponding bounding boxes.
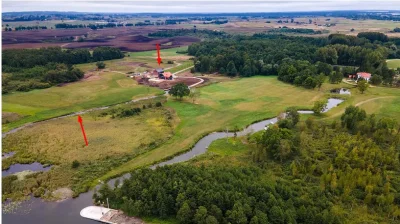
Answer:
[163,72,173,80]
[356,72,371,81]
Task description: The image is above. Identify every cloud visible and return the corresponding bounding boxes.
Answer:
[2,0,400,13]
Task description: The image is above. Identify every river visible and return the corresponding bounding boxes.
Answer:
[2,98,343,223]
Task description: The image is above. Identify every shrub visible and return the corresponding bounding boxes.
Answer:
[155,102,162,107]
[167,61,174,64]
[72,160,80,168]
[143,105,146,109]
[96,61,106,69]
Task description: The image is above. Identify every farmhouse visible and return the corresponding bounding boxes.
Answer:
[161,72,173,80]
[356,72,371,82]
[349,72,372,82]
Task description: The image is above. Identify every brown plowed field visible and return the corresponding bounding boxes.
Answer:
[2,26,200,51]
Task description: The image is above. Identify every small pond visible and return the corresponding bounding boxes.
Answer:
[331,88,351,95]
[323,98,344,113]
[2,162,52,177]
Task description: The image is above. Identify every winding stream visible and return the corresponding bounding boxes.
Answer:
[2,98,343,224]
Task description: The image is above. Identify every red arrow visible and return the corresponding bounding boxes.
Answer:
[156,43,162,66]
[77,115,88,146]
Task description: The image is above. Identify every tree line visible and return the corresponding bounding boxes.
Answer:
[2,46,124,93]
[4,25,48,31]
[93,106,400,223]
[189,32,399,87]
[94,165,341,224]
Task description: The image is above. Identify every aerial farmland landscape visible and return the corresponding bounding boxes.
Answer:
[2,1,400,223]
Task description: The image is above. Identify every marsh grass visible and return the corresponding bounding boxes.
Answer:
[2,98,177,201]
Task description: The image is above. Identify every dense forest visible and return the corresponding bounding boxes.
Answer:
[94,107,400,223]
[189,32,399,88]
[2,46,124,93]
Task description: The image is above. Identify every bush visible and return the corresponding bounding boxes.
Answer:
[72,160,80,168]
[118,107,141,117]
[167,61,174,64]
[142,105,146,109]
[155,102,162,107]
[96,61,106,69]
[313,100,327,115]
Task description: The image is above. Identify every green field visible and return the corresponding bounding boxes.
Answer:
[387,59,400,69]
[2,46,193,132]
[99,76,400,181]
[128,46,188,58]
[165,60,194,74]
[98,76,327,180]
[2,71,163,132]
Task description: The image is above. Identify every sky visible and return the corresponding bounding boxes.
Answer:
[2,0,400,13]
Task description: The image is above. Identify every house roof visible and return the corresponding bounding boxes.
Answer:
[357,72,371,78]
[163,72,172,78]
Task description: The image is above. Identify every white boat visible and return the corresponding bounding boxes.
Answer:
[80,206,118,224]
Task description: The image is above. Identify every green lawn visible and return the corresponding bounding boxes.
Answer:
[98,76,329,180]
[2,71,163,132]
[165,61,194,74]
[128,46,188,58]
[386,59,400,69]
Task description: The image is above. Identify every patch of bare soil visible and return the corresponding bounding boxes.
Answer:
[175,70,193,77]
[107,211,144,224]
[147,77,202,89]
[83,73,102,81]
[57,73,101,87]
[2,112,23,124]
[52,188,74,202]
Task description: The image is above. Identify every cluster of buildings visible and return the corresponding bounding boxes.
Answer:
[152,68,173,80]
[349,72,371,82]
[131,68,174,80]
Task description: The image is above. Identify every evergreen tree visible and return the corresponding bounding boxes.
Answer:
[226,61,238,77]
[177,202,192,224]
